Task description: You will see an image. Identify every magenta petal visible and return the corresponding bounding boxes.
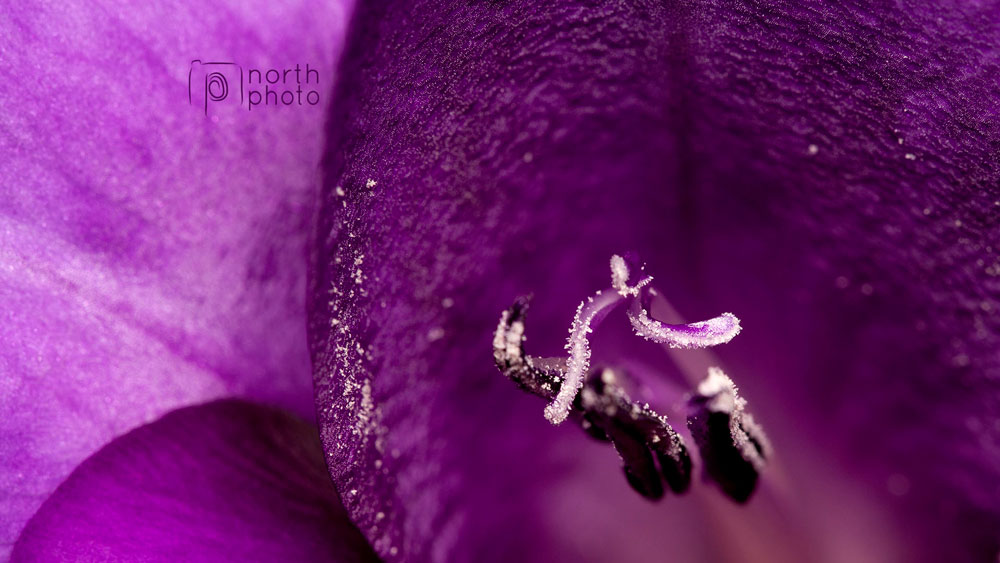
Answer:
[0,0,353,552]
[12,400,377,562]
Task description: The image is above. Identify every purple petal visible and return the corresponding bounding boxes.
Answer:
[12,400,377,561]
[0,1,352,552]
[313,1,1000,561]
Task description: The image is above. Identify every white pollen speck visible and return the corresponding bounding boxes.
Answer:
[600,369,615,385]
[349,489,357,496]
[366,178,377,188]
[898,137,904,145]
[807,144,819,155]
[427,327,445,341]
[442,297,454,308]
[390,547,399,556]
[523,152,533,163]
[355,379,376,437]
[335,186,346,196]
[905,153,916,160]
[955,219,963,228]
[375,512,385,521]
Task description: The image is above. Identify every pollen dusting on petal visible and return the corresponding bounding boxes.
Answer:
[628,297,741,349]
[610,254,652,297]
[545,289,624,425]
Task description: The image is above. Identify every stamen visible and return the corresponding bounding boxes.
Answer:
[687,367,771,503]
[628,293,741,349]
[491,255,767,504]
[577,368,693,498]
[544,289,624,424]
[604,418,665,499]
[493,299,564,400]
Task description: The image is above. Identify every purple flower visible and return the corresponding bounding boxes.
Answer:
[4,0,1000,562]
[312,1,1000,561]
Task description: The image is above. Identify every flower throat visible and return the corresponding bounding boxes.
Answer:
[492,255,771,503]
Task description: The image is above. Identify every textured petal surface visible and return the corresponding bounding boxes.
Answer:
[12,400,378,562]
[0,1,352,553]
[312,1,1000,561]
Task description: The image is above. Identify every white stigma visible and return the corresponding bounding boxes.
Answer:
[629,305,742,349]
[610,254,652,297]
[544,289,624,424]
[517,254,741,425]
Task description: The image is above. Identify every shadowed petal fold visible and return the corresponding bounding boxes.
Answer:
[12,400,378,562]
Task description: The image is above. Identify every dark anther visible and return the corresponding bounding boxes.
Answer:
[492,297,563,400]
[635,413,693,494]
[494,300,692,500]
[580,412,610,442]
[686,369,771,503]
[607,419,664,500]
